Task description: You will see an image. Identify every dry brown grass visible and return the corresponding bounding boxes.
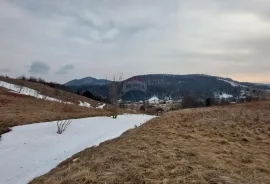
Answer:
[0,88,112,137]
[30,101,270,184]
[0,77,107,108]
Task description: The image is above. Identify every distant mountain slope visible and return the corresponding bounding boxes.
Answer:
[65,77,110,86]
[121,74,241,101]
[239,82,270,90]
[66,74,270,102]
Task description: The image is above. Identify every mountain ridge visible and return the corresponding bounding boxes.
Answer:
[65,77,110,86]
[65,74,270,101]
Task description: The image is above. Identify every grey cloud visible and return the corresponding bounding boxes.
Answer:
[1,0,270,83]
[28,61,50,74]
[0,68,11,73]
[56,64,75,74]
[216,0,270,20]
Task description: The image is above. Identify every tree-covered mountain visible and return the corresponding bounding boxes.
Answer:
[65,74,270,102]
[64,77,110,86]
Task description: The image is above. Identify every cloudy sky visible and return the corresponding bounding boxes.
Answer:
[0,0,270,83]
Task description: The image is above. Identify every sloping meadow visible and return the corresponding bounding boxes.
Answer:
[30,101,270,184]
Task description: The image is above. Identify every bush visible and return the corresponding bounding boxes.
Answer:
[205,98,214,107]
[56,120,72,134]
[17,75,27,81]
[182,95,198,109]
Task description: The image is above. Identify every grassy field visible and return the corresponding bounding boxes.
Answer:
[30,101,270,184]
[0,87,112,137]
[0,76,105,107]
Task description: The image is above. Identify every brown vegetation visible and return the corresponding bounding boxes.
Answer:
[0,88,112,137]
[31,101,270,184]
[0,76,106,108]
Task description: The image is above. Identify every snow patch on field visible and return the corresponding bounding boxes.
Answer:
[0,114,154,184]
[0,81,94,108]
[0,80,61,102]
[96,103,106,109]
[79,101,92,108]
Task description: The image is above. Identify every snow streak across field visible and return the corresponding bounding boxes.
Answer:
[0,80,61,102]
[0,114,154,184]
[0,80,96,108]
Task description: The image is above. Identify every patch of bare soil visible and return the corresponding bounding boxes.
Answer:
[30,101,270,184]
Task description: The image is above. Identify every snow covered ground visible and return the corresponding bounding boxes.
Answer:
[0,80,61,102]
[0,114,154,184]
[0,80,93,108]
[148,96,159,104]
[78,101,92,108]
[218,78,239,87]
[96,103,106,109]
[214,92,233,99]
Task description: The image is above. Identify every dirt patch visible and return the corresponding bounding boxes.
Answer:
[30,101,270,184]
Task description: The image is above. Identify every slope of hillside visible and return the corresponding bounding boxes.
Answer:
[0,80,62,102]
[0,76,107,108]
[0,114,154,184]
[0,88,112,137]
[31,101,270,184]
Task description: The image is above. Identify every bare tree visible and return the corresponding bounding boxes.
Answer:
[56,119,72,134]
[108,74,123,119]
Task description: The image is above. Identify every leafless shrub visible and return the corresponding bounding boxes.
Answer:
[17,75,27,81]
[28,76,38,83]
[56,119,72,134]
[108,74,123,119]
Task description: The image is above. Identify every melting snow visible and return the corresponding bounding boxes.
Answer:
[215,92,233,99]
[148,96,159,104]
[96,103,106,109]
[0,81,61,102]
[0,114,154,184]
[0,81,94,108]
[79,101,92,108]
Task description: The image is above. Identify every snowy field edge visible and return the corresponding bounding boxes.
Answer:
[0,114,155,184]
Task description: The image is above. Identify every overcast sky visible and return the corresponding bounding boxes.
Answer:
[0,0,269,83]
